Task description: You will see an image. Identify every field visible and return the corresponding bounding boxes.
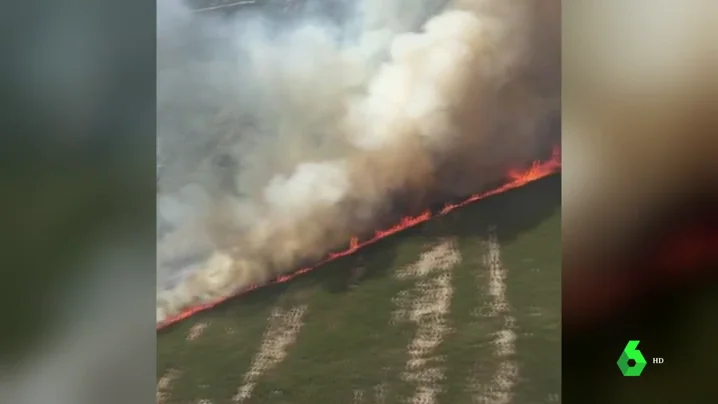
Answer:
[157,174,561,404]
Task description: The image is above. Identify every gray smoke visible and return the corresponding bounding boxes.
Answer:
[156,0,560,323]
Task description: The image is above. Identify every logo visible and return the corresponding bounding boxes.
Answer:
[617,340,647,376]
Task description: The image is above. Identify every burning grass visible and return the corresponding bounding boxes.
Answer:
[156,185,561,403]
[157,147,561,330]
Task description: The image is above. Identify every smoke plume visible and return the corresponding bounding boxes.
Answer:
[156,0,560,324]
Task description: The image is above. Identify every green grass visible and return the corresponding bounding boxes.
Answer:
[157,175,561,404]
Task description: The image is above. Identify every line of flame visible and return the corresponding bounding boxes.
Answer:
[158,147,561,330]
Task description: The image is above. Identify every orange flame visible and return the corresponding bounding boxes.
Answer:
[157,147,561,330]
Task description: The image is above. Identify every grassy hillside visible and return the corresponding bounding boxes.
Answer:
[157,174,561,404]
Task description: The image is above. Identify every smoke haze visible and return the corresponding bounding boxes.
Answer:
[156,0,560,324]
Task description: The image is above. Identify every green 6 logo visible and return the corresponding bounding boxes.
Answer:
[617,340,647,376]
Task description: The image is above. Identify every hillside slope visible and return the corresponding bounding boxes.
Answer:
[157,174,560,404]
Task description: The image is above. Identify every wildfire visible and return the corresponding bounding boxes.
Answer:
[157,147,562,330]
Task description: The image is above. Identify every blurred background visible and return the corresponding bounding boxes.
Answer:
[1,0,716,403]
[0,1,156,403]
[563,1,718,402]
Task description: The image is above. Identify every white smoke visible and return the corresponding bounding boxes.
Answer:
[265,160,350,218]
[156,0,560,324]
